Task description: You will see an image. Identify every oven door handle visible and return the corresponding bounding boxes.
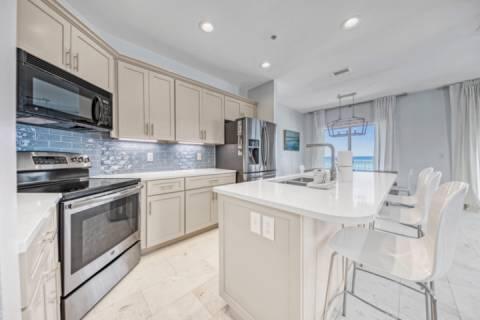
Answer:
[64,184,143,213]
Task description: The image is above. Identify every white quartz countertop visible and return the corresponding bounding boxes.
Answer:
[214,171,397,224]
[17,193,62,253]
[94,168,236,181]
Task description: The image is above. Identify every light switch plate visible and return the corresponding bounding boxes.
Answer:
[147,152,154,162]
[196,152,202,161]
[250,212,261,235]
[262,215,275,241]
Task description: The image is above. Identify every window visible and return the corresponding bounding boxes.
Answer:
[324,124,375,171]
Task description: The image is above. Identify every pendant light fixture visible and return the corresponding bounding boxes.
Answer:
[327,92,368,137]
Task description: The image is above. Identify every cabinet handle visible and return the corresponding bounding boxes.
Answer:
[204,130,207,140]
[151,123,154,136]
[65,50,71,68]
[145,123,149,135]
[149,202,152,216]
[199,130,202,139]
[73,53,79,71]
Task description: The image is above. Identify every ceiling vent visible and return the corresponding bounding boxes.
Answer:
[332,67,351,77]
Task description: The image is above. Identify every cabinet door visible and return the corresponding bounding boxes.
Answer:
[185,187,214,233]
[240,103,256,118]
[175,81,202,142]
[201,89,224,144]
[17,0,71,70]
[44,268,60,320]
[224,97,241,121]
[147,192,185,247]
[149,71,175,141]
[70,26,114,92]
[25,280,47,320]
[118,61,149,140]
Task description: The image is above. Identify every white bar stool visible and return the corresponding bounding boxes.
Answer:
[376,171,442,238]
[387,167,434,207]
[322,182,468,320]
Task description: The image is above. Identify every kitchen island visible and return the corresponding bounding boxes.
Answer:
[213,171,397,320]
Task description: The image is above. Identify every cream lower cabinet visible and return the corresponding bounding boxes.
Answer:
[147,191,185,247]
[185,187,215,233]
[21,211,60,320]
[118,61,175,141]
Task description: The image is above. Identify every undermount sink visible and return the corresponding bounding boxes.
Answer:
[279,177,314,186]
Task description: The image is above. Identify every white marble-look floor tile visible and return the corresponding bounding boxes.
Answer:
[193,276,227,316]
[85,212,480,320]
[148,292,211,320]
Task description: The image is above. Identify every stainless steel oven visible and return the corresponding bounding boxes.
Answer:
[61,185,141,296]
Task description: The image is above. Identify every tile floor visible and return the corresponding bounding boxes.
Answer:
[84,211,480,320]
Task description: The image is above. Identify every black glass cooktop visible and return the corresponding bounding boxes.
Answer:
[18,177,140,201]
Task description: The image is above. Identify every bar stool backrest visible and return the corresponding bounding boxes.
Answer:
[417,171,442,225]
[425,182,469,280]
[414,167,434,197]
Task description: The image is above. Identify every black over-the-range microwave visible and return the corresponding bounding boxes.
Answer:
[17,48,113,132]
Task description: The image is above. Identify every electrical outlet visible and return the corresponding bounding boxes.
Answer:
[250,212,261,235]
[262,215,275,241]
[196,152,202,161]
[147,152,154,162]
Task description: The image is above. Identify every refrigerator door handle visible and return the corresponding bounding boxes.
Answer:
[262,125,268,167]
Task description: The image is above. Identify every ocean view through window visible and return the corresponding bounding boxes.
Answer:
[324,124,375,171]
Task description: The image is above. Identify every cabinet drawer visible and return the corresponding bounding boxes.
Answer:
[147,178,185,196]
[185,174,235,190]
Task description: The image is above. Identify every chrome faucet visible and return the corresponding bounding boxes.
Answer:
[305,143,336,181]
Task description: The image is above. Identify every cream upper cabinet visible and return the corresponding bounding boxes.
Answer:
[147,191,185,247]
[240,102,256,118]
[70,26,114,92]
[225,97,241,121]
[118,61,149,140]
[149,71,175,141]
[201,89,224,144]
[175,80,202,143]
[118,61,176,141]
[185,187,215,233]
[17,0,71,70]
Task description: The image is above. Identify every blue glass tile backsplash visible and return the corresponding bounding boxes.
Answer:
[16,124,215,175]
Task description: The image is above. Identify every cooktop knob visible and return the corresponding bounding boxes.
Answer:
[71,157,78,162]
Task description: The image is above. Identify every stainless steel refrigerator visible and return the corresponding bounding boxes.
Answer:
[216,117,276,182]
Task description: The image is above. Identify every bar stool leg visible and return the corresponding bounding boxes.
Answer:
[424,282,431,320]
[342,258,349,317]
[430,282,438,320]
[322,252,337,320]
[351,262,357,295]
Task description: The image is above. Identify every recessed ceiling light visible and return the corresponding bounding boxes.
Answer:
[199,21,214,33]
[342,17,360,30]
[260,61,271,69]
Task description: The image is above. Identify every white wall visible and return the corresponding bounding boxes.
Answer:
[58,0,241,96]
[248,80,275,122]
[396,88,451,187]
[275,104,305,176]
[0,0,21,319]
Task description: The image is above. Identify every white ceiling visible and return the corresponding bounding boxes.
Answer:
[65,0,480,112]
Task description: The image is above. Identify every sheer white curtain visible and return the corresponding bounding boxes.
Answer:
[373,96,397,171]
[449,79,480,208]
[304,109,326,170]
